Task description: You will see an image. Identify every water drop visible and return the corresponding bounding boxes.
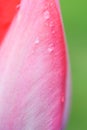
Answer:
[48,44,54,53]
[61,95,65,103]
[52,30,55,34]
[44,10,50,20]
[34,37,40,44]
[50,2,54,6]
[49,21,54,27]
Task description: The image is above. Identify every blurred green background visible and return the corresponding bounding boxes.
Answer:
[60,0,87,130]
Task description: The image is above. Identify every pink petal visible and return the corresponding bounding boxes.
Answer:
[0,0,68,129]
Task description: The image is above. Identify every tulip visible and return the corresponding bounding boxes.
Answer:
[0,0,70,130]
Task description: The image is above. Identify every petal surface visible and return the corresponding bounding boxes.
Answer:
[0,0,67,130]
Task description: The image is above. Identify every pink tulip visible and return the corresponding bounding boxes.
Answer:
[0,0,70,129]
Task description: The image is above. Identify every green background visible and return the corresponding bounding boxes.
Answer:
[60,0,87,130]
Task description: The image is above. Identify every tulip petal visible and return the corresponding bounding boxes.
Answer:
[0,0,20,42]
[0,0,67,130]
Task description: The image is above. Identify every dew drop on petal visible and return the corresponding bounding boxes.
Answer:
[52,30,55,34]
[61,94,65,103]
[48,44,54,53]
[34,37,40,44]
[61,96,64,102]
[44,10,50,20]
[49,21,54,27]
